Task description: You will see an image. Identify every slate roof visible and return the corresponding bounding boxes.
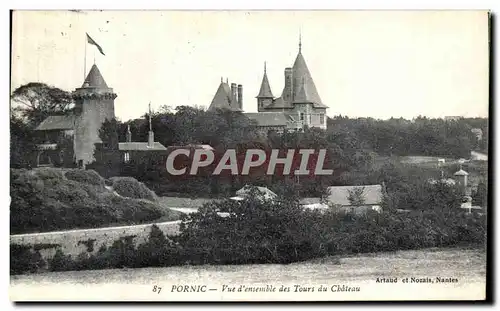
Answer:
[257,71,274,98]
[325,185,383,206]
[82,64,108,88]
[118,142,167,151]
[208,81,242,112]
[291,51,327,108]
[265,96,293,109]
[35,115,76,131]
[245,112,289,127]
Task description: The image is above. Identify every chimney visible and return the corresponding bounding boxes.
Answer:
[148,102,154,148]
[231,83,237,104]
[284,67,293,102]
[237,84,243,110]
[126,124,132,142]
[148,131,154,148]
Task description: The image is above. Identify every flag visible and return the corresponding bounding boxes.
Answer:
[86,33,105,56]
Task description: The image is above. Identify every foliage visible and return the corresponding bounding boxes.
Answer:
[65,169,105,189]
[98,118,120,150]
[10,115,36,168]
[10,168,178,234]
[347,187,366,206]
[473,181,487,207]
[110,176,157,202]
[11,82,73,127]
[10,244,46,275]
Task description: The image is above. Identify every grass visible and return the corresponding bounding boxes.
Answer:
[157,196,213,209]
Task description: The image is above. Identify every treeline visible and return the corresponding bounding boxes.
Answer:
[327,115,488,158]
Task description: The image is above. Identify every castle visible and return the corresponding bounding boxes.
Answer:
[208,38,328,132]
[34,64,165,168]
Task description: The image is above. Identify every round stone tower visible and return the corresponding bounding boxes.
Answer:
[72,64,117,167]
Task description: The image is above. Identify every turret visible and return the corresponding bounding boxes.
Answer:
[72,64,117,166]
[256,62,274,112]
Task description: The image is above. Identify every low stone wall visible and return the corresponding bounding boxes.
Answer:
[10,221,181,260]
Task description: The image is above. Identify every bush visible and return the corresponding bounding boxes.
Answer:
[49,249,74,272]
[65,169,105,189]
[10,244,46,275]
[33,167,66,180]
[110,177,157,202]
[10,168,178,234]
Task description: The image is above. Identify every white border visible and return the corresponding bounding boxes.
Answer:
[2,1,498,310]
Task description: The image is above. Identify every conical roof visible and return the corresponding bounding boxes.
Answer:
[291,51,327,108]
[82,64,108,88]
[208,81,242,112]
[293,78,310,103]
[257,64,274,98]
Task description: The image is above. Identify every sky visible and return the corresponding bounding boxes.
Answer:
[11,10,489,121]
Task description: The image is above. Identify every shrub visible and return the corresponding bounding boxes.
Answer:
[33,167,66,180]
[10,244,46,275]
[49,249,74,272]
[10,168,179,234]
[65,169,105,190]
[110,177,157,202]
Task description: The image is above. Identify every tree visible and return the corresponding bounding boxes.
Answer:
[10,115,36,168]
[347,187,366,206]
[473,181,487,207]
[98,118,120,150]
[11,83,73,127]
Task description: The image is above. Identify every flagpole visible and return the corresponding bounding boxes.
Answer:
[84,34,87,81]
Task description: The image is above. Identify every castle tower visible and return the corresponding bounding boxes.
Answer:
[72,64,117,166]
[256,62,274,112]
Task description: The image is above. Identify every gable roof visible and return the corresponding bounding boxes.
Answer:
[35,115,76,131]
[82,64,108,88]
[118,142,167,151]
[208,81,242,112]
[326,185,383,206]
[245,112,289,127]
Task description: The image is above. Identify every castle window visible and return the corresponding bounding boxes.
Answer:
[124,152,130,163]
[300,112,304,121]
[320,113,325,124]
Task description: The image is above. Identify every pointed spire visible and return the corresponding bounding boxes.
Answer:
[221,76,223,83]
[82,64,108,88]
[257,61,274,98]
[226,77,229,84]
